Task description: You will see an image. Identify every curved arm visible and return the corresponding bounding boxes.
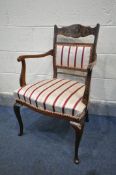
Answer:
[17,49,54,62]
[18,49,53,87]
[87,53,97,70]
[87,60,96,70]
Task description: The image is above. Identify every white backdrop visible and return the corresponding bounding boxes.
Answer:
[0,0,116,106]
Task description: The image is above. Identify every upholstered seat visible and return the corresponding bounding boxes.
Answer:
[14,78,86,117]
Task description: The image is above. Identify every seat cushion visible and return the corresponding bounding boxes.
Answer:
[14,78,86,117]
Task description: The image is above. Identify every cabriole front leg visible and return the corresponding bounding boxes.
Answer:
[13,103,23,136]
[70,121,85,164]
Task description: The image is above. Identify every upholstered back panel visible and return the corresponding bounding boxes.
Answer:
[55,43,93,69]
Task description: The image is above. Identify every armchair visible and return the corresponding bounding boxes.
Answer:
[14,24,100,164]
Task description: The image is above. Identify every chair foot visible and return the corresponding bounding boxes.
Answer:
[13,103,24,136]
[74,158,80,164]
[70,122,85,164]
[18,132,23,136]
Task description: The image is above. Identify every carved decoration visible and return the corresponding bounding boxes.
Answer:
[57,24,97,38]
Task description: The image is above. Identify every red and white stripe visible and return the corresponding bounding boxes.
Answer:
[23,80,45,101]
[52,81,79,112]
[14,78,86,116]
[43,80,71,109]
[61,45,64,66]
[56,44,92,69]
[67,46,71,67]
[81,47,85,68]
[72,97,83,116]
[35,79,64,107]
[62,85,85,114]
[28,79,55,104]
[74,46,78,67]
[17,79,46,100]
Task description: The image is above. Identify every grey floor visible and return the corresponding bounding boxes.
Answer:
[0,105,116,175]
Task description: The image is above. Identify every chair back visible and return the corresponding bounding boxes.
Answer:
[53,24,100,78]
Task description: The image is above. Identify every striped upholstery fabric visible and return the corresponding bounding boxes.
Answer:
[55,43,93,69]
[14,78,86,117]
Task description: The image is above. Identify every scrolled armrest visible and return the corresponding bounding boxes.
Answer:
[87,60,96,70]
[17,49,54,62]
[87,53,97,70]
[18,49,54,87]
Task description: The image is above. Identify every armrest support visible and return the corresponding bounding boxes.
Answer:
[17,49,54,62]
[18,49,53,87]
[83,57,97,105]
[82,68,92,106]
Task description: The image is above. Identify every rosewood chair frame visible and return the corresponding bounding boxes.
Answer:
[14,24,100,164]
